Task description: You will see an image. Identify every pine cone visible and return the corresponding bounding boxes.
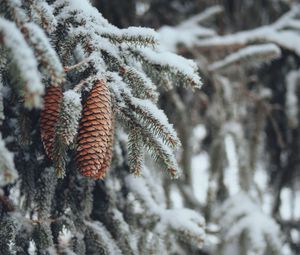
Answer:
[76,80,113,179]
[40,85,63,159]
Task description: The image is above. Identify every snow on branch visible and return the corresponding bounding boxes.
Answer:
[131,47,202,89]
[217,192,282,253]
[100,26,159,46]
[124,96,181,149]
[197,5,300,56]
[118,107,180,178]
[22,22,64,85]
[119,65,159,102]
[85,221,122,255]
[57,90,82,146]
[180,5,223,26]
[158,6,221,51]
[29,0,57,33]
[0,0,27,25]
[208,43,281,71]
[126,173,205,248]
[158,208,205,247]
[0,18,44,108]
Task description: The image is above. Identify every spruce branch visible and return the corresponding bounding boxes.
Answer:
[129,48,202,89]
[29,0,58,34]
[52,132,67,178]
[100,26,159,46]
[208,43,282,72]
[123,94,181,149]
[117,109,180,178]
[85,220,122,255]
[0,17,44,108]
[119,65,159,102]
[0,0,27,26]
[0,216,17,254]
[21,22,65,86]
[196,5,300,56]
[128,126,144,176]
[35,167,57,220]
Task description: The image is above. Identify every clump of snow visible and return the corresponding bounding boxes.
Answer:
[63,90,81,105]
[58,225,73,248]
[28,240,37,255]
[0,135,18,187]
[59,90,82,145]
[136,2,150,16]
[191,153,209,203]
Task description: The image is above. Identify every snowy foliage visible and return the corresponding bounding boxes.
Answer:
[195,5,300,57]
[0,17,43,108]
[158,3,300,254]
[217,193,282,254]
[125,166,205,250]
[0,0,205,254]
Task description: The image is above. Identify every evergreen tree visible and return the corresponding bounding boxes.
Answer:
[0,0,204,254]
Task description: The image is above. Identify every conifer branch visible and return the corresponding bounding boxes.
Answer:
[100,27,159,46]
[0,17,44,108]
[128,126,144,176]
[123,95,181,149]
[119,65,159,102]
[29,0,58,34]
[129,48,202,89]
[208,43,282,71]
[117,109,180,178]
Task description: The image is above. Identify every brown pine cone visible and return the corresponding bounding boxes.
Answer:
[76,80,113,179]
[95,116,114,179]
[40,85,63,159]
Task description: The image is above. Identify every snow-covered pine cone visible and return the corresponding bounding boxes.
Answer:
[76,80,113,179]
[40,84,63,159]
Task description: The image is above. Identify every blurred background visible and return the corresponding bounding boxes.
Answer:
[92,0,300,254]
